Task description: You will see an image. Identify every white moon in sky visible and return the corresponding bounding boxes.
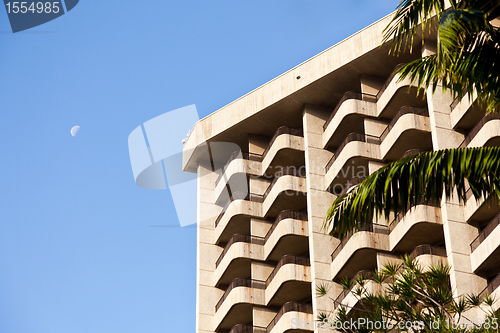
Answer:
[71,126,80,137]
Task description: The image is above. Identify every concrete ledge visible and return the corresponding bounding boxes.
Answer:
[214,200,263,244]
[214,159,261,204]
[324,141,380,190]
[264,218,309,260]
[331,232,389,279]
[389,205,442,251]
[467,120,500,148]
[215,243,264,286]
[450,91,477,129]
[471,224,500,273]
[262,176,307,215]
[214,287,265,330]
[322,99,377,148]
[265,264,312,305]
[379,113,431,157]
[262,134,305,172]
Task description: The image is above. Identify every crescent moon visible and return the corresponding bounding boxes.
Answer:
[71,126,80,137]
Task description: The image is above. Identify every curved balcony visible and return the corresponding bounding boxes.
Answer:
[261,168,307,218]
[464,185,500,225]
[459,113,500,148]
[265,255,311,306]
[264,210,309,261]
[471,212,500,275]
[375,64,427,119]
[389,199,443,253]
[325,133,382,173]
[325,106,431,191]
[266,302,313,333]
[322,92,378,149]
[215,169,307,243]
[215,278,266,331]
[215,235,265,287]
[378,106,432,161]
[409,244,447,269]
[214,193,264,244]
[479,274,500,312]
[261,127,305,177]
[214,154,261,205]
[330,223,390,281]
[450,89,485,130]
[322,65,427,149]
[214,127,304,195]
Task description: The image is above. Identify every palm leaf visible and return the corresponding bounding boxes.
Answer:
[324,147,500,237]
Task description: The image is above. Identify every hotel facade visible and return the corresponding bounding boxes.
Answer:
[182,11,500,333]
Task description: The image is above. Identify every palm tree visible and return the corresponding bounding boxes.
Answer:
[383,0,500,112]
[316,256,499,333]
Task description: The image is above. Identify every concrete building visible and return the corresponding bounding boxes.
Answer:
[182,11,500,333]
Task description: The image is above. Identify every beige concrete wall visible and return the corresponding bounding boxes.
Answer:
[196,165,222,333]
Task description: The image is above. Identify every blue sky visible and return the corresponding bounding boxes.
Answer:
[0,1,395,332]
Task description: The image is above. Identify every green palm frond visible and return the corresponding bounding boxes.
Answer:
[324,147,500,237]
[383,0,500,112]
[382,0,447,54]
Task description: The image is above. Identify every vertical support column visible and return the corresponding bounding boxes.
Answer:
[422,43,487,305]
[196,164,223,333]
[302,106,340,330]
[248,134,270,198]
[422,43,464,150]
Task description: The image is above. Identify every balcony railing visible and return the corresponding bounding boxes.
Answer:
[229,324,267,333]
[215,151,263,186]
[264,210,308,242]
[459,113,500,148]
[379,106,429,141]
[325,104,429,173]
[266,255,310,287]
[323,91,376,131]
[266,302,313,333]
[262,167,306,200]
[215,168,306,227]
[409,244,447,259]
[388,197,440,232]
[215,278,266,311]
[214,191,259,227]
[216,234,265,267]
[325,133,381,171]
[480,273,500,298]
[214,126,303,186]
[261,126,303,158]
[470,212,500,252]
[331,223,389,261]
[322,64,406,132]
